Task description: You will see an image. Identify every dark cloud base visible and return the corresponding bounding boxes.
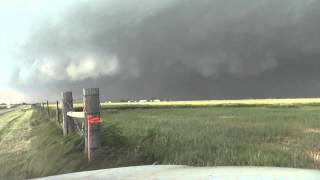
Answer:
[15,0,320,102]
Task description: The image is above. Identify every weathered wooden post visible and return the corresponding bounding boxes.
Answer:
[42,102,45,112]
[46,100,50,119]
[56,101,59,123]
[83,88,101,161]
[62,91,75,136]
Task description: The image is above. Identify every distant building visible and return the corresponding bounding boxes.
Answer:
[149,98,161,102]
[139,100,148,103]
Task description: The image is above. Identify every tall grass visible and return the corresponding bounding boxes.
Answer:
[0,109,88,179]
[101,106,320,168]
[1,105,320,178]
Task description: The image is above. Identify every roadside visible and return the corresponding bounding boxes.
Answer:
[0,107,122,179]
[0,108,86,179]
[0,105,22,116]
[0,108,33,179]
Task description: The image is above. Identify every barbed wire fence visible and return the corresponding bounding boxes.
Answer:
[42,88,102,162]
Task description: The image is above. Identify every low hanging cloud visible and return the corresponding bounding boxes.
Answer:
[66,56,119,81]
[18,53,119,82]
[14,0,320,101]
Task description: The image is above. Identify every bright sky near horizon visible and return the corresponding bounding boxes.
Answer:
[0,0,85,103]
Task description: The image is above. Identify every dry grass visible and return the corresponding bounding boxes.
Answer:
[304,128,320,134]
[307,150,320,161]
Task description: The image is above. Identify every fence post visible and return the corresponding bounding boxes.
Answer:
[61,91,75,136]
[46,100,50,119]
[56,101,59,123]
[83,88,101,161]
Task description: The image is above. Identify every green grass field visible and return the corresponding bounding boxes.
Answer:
[2,100,320,178]
[100,106,320,168]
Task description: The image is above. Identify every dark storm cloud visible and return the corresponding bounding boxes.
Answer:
[15,0,320,101]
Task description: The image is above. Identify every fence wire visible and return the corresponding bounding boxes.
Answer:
[73,118,84,136]
[42,100,85,136]
[65,100,84,136]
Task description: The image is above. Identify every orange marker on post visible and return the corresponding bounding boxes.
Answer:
[87,114,102,161]
[83,88,102,162]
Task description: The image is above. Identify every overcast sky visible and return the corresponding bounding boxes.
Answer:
[1,0,320,103]
[0,0,86,103]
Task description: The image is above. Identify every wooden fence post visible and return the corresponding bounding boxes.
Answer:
[62,91,75,136]
[83,88,101,161]
[46,100,50,119]
[56,101,59,123]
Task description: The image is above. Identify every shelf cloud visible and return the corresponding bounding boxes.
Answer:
[14,0,320,101]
